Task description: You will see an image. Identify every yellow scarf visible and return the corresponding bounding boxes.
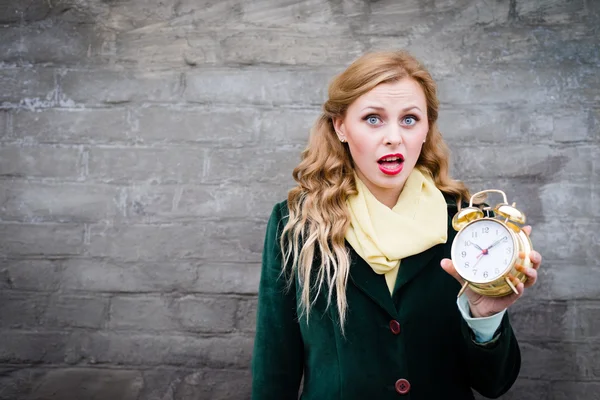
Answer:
[345,168,448,294]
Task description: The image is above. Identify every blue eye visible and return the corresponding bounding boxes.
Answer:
[365,115,381,125]
[403,116,418,126]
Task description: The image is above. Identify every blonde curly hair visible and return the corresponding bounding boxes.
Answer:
[280,51,471,330]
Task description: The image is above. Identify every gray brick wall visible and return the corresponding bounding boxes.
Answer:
[0,0,598,399]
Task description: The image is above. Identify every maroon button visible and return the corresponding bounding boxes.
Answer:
[389,320,401,335]
[395,378,410,394]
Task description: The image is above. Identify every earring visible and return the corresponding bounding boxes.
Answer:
[423,139,426,143]
[340,138,346,143]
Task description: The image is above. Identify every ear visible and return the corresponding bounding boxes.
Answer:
[332,116,346,140]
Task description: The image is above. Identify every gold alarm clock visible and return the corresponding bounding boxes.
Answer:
[450,189,533,297]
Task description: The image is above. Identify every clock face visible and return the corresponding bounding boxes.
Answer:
[451,219,517,284]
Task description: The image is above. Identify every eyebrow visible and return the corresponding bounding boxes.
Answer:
[360,105,422,113]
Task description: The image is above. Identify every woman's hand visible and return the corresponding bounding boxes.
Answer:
[441,226,542,318]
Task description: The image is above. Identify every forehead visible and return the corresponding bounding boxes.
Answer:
[352,78,426,108]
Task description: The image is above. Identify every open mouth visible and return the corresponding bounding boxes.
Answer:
[377,154,404,175]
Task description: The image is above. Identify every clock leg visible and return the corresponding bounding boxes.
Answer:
[505,276,519,295]
[457,281,469,298]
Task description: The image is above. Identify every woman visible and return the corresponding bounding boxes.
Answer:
[251,51,542,399]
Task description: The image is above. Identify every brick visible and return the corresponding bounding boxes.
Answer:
[241,0,336,25]
[202,220,266,262]
[520,341,600,380]
[467,179,598,220]
[42,295,108,329]
[60,69,182,105]
[0,181,125,222]
[110,295,238,333]
[0,367,45,400]
[0,22,98,66]
[551,381,600,400]
[437,64,599,106]
[11,108,130,143]
[533,219,599,262]
[510,301,571,341]
[0,110,9,137]
[0,223,84,256]
[450,145,594,180]
[204,147,300,184]
[455,21,597,66]
[100,0,177,27]
[0,331,69,364]
[0,259,61,291]
[116,27,219,67]
[184,68,331,106]
[177,296,237,332]
[173,0,243,22]
[0,0,51,23]
[109,296,166,330]
[0,27,20,61]
[593,108,600,142]
[88,147,204,183]
[0,145,82,179]
[552,109,592,142]
[0,0,104,24]
[195,263,261,295]
[88,220,264,262]
[220,28,363,66]
[126,183,287,222]
[132,106,260,145]
[0,291,46,328]
[67,331,253,368]
[537,264,600,301]
[259,108,318,144]
[353,0,481,37]
[236,298,257,332]
[473,378,550,400]
[439,106,554,144]
[539,181,599,218]
[571,301,600,340]
[60,259,198,293]
[28,368,143,400]
[88,223,206,260]
[0,68,56,105]
[364,36,412,57]
[517,0,587,24]
[138,368,251,400]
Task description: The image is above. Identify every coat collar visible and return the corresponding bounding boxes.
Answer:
[347,198,459,317]
[348,243,443,317]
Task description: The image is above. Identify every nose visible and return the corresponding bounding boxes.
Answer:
[384,125,403,146]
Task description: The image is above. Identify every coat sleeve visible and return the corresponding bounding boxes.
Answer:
[251,203,304,400]
[462,311,521,398]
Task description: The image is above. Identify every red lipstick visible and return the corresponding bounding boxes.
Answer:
[377,153,404,176]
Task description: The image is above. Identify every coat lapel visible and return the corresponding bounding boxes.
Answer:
[392,244,442,296]
[347,244,399,318]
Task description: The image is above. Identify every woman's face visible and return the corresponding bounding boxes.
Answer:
[333,78,429,207]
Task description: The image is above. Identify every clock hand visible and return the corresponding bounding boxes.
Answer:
[486,236,508,251]
[471,242,483,251]
[472,253,485,268]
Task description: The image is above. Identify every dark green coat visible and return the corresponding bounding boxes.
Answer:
[252,199,520,399]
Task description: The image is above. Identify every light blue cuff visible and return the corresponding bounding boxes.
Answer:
[457,293,505,343]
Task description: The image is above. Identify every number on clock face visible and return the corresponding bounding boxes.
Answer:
[451,219,515,283]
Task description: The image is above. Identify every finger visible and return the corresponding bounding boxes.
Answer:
[440,258,465,284]
[522,225,532,236]
[504,275,525,303]
[516,264,537,288]
[529,250,542,269]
